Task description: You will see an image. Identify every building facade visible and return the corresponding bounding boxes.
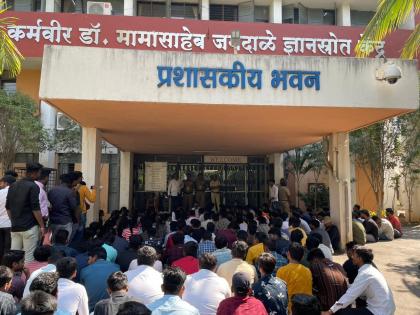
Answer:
[2,0,419,244]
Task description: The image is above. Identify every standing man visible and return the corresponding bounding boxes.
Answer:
[6,163,46,263]
[72,171,96,229]
[268,180,279,212]
[183,173,194,212]
[210,175,221,212]
[0,175,16,261]
[48,173,78,242]
[35,168,51,222]
[168,174,182,212]
[195,173,206,210]
[278,178,291,214]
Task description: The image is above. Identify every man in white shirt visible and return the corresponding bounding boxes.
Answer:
[322,246,395,315]
[268,180,279,211]
[168,175,183,212]
[0,175,15,260]
[35,168,50,220]
[125,246,163,305]
[183,253,231,315]
[56,257,89,315]
[372,216,394,241]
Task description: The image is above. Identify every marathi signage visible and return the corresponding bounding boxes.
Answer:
[145,162,167,192]
[204,156,248,164]
[4,11,411,59]
[157,61,320,91]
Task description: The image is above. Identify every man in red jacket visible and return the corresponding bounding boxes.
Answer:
[217,272,268,315]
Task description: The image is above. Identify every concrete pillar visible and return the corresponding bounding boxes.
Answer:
[336,1,351,26]
[400,9,415,30]
[201,0,209,20]
[124,0,135,16]
[81,128,101,224]
[38,101,57,168]
[119,151,133,209]
[269,0,282,23]
[328,133,352,249]
[273,153,284,185]
[45,0,55,12]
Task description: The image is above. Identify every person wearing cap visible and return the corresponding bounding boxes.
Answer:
[323,216,341,252]
[0,175,16,261]
[216,272,268,315]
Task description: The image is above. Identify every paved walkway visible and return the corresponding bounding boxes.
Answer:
[334,224,420,315]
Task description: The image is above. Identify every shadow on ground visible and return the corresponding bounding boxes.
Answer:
[386,257,420,298]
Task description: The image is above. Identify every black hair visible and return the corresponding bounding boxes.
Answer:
[202,231,213,241]
[162,267,186,295]
[258,216,267,225]
[172,232,184,245]
[184,241,198,258]
[129,235,143,250]
[256,232,268,243]
[306,236,321,251]
[291,294,321,315]
[59,173,73,185]
[354,246,374,264]
[206,222,215,233]
[290,229,304,245]
[169,221,178,232]
[34,246,52,262]
[310,219,320,228]
[289,216,301,228]
[30,272,59,296]
[280,178,287,186]
[117,301,151,315]
[345,241,356,251]
[307,248,325,262]
[39,168,51,180]
[236,230,248,242]
[107,271,128,292]
[26,163,43,174]
[88,247,107,260]
[311,233,323,244]
[191,219,201,229]
[54,230,69,245]
[264,238,277,252]
[288,243,305,262]
[215,235,228,249]
[385,208,394,215]
[103,232,116,245]
[231,241,248,260]
[0,175,16,185]
[2,250,25,268]
[353,204,361,211]
[248,222,258,235]
[56,257,77,279]
[0,266,13,288]
[258,252,276,275]
[4,170,18,178]
[371,215,380,223]
[137,246,157,266]
[199,253,217,271]
[360,209,370,217]
[268,227,282,238]
[72,171,83,180]
[21,291,57,315]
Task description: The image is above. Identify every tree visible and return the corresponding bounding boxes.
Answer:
[355,0,419,59]
[52,118,82,152]
[0,91,48,170]
[285,147,314,207]
[0,1,24,76]
[350,119,403,212]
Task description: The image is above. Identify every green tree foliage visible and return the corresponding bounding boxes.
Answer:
[356,0,419,59]
[0,91,47,170]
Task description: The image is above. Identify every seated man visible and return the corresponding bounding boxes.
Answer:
[385,208,402,238]
[323,217,341,252]
[212,236,232,267]
[80,246,120,312]
[372,216,394,241]
[51,230,78,258]
[94,271,141,315]
[172,241,199,275]
[21,291,57,315]
[116,301,151,315]
[2,249,28,301]
[359,210,379,243]
[292,294,321,315]
[0,266,16,315]
[147,267,199,314]
[217,272,268,315]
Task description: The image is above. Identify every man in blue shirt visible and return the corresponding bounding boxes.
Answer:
[80,247,120,311]
[147,267,199,315]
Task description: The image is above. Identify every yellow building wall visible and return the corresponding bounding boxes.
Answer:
[354,165,379,211]
[16,69,41,104]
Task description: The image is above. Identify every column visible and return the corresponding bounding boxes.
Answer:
[119,151,133,209]
[124,0,135,16]
[273,153,284,185]
[81,128,101,224]
[269,0,282,23]
[45,0,55,12]
[336,1,351,26]
[200,0,209,20]
[38,101,57,168]
[328,133,352,249]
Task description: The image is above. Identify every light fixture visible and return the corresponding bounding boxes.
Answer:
[230,30,241,55]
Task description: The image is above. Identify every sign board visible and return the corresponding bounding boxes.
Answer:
[145,162,167,192]
[204,156,248,164]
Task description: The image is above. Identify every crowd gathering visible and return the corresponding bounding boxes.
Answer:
[0,163,403,315]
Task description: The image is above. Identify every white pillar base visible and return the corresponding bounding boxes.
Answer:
[124,0,135,16]
[119,151,133,209]
[201,0,209,20]
[82,128,101,224]
[328,132,353,249]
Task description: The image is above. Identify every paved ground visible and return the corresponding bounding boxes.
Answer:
[334,224,420,315]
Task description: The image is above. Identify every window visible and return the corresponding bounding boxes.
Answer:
[283,5,335,25]
[210,4,238,21]
[308,9,335,25]
[6,0,41,11]
[137,0,167,17]
[351,10,375,26]
[254,5,269,23]
[171,2,199,19]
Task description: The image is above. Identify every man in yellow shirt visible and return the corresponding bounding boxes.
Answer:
[245,232,268,266]
[277,243,312,313]
[289,216,307,246]
[73,171,96,228]
[217,241,258,287]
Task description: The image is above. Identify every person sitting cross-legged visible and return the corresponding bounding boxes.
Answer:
[0,266,16,315]
[147,266,199,315]
[21,291,57,315]
[216,272,268,315]
[116,301,151,315]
